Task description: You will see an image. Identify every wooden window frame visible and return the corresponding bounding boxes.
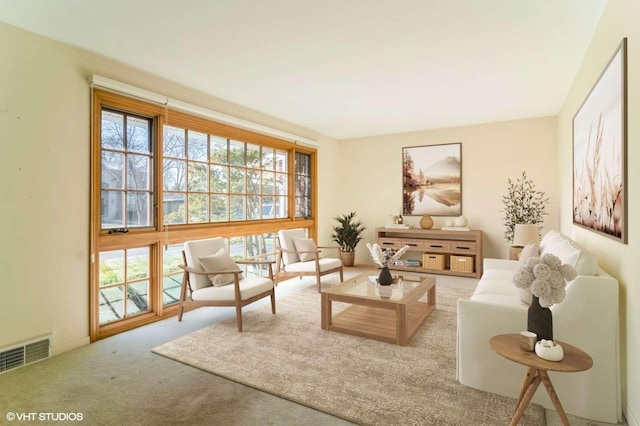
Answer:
[90,90,317,341]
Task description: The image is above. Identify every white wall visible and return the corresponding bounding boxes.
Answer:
[0,22,339,353]
[338,116,559,264]
[557,0,639,423]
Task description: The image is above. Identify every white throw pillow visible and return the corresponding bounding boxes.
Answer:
[540,230,563,252]
[199,248,242,287]
[544,239,581,268]
[519,242,540,264]
[293,238,318,262]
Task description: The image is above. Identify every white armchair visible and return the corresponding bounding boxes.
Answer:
[178,237,276,331]
[276,228,343,292]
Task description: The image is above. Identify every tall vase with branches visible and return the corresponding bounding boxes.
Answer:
[502,172,549,244]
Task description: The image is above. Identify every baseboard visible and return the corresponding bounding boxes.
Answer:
[52,336,90,355]
[625,405,639,426]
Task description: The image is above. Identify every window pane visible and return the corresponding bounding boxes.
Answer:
[102,152,124,189]
[247,196,260,220]
[164,126,186,158]
[127,247,149,281]
[127,155,150,190]
[276,173,288,195]
[262,171,275,195]
[188,193,208,223]
[101,111,124,150]
[275,195,287,218]
[210,136,228,164]
[229,167,246,194]
[164,193,186,224]
[262,148,275,171]
[161,243,183,304]
[163,159,186,191]
[262,197,274,219]
[99,250,125,286]
[127,192,151,226]
[275,150,288,172]
[246,143,260,168]
[101,191,125,228]
[229,236,245,259]
[188,162,208,192]
[127,116,151,153]
[247,169,260,194]
[188,131,208,161]
[230,195,245,220]
[229,140,245,165]
[99,286,124,324]
[210,195,228,222]
[127,281,149,315]
[210,165,228,193]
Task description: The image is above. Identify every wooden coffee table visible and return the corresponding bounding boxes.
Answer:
[321,272,436,346]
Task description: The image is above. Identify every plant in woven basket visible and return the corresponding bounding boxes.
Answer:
[502,171,549,243]
[331,211,366,253]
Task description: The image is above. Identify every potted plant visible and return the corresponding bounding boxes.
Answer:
[502,171,549,245]
[331,211,366,267]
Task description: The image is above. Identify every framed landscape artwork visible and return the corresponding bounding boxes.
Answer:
[573,38,627,243]
[402,142,461,216]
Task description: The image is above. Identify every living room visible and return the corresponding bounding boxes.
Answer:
[0,0,637,424]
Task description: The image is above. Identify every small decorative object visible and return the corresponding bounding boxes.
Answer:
[512,253,577,341]
[454,216,468,227]
[378,266,393,286]
[519,331,537,352]
[397,213,404,225]
[366,243,410,286]
[419,214,434,229]
[502,172,549,244]
[445,219,454,227]
[535,339,564,361]
[331,212,366,267]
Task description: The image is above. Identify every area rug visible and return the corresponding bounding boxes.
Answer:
[152,284,545,425]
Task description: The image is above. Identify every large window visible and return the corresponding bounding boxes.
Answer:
[162,126,289,224]
[90,90,317,340]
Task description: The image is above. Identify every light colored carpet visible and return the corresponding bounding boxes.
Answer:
[152,282,545,425]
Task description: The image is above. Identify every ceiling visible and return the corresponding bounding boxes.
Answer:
[0,0,607,139]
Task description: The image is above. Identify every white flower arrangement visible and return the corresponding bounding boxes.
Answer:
[512,253,577,307]
[366,243,410,267]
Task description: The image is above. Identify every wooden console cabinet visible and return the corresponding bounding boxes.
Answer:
[376,227,483,278]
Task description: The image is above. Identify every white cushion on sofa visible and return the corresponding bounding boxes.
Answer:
[541,233,598,276]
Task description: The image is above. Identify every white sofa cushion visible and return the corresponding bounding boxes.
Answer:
[540,231,598,276]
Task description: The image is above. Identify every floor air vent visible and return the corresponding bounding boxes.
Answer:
[0,334,52,374]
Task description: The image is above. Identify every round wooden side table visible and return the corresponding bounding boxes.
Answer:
[489,333,593,426]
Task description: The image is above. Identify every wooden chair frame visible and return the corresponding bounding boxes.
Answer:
[178,251,276,331]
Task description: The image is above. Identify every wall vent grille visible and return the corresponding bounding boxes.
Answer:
[0,335,52,374]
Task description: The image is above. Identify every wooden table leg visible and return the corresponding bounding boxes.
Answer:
[509,370,542,426]
[515,367,538,408]
[539,370,570,426]
[321,293,330,330]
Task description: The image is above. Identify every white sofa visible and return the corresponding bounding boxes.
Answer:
[456,231,621,423]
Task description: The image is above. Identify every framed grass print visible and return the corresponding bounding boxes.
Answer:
[573,38,627,243]
[402,142,461,216]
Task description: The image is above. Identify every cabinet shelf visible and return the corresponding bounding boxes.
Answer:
[376,227,483,278]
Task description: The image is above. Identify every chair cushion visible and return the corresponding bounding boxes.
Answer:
[191,277,273,302]
[284,257,342,273]
[184,237,227,290]
[278,228,307,265]
[293,238,318,262]
[199,248,243,287]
